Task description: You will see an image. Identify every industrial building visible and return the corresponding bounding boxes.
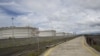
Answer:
[0,27,39,39]
[39,30,56,37]
[56,32,73,37]
[56,32,65,36]
[64,33,74,36]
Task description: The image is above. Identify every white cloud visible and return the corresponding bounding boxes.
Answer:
[0,0,100,34]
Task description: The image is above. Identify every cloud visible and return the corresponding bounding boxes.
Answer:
[62,0,100,10]
[0,13,12,27]
[0,0,100,34]
[0,0,12,3]
[0,2,31,16]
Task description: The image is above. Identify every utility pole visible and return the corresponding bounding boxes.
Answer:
[11,17,14,38]
[11,17,15,47]
[28,25,30,38]
[49,17,54,45]
[51,20,54,42]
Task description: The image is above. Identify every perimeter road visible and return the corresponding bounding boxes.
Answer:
[42,36,100,56]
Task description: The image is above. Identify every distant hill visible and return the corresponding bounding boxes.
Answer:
[78,32,100,36]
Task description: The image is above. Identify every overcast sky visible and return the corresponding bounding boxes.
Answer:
[0,0,100,34]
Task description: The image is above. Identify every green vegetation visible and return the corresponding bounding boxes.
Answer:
[85,35,100,52]
[92,45,100,52]
[0,37,75,56]
[25,37,75,56]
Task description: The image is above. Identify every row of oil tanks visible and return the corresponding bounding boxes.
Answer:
[0,27,75,39]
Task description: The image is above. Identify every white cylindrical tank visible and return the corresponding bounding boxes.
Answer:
[56,32,65,36]
[0,27,39,39]
[39,30,56,37]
